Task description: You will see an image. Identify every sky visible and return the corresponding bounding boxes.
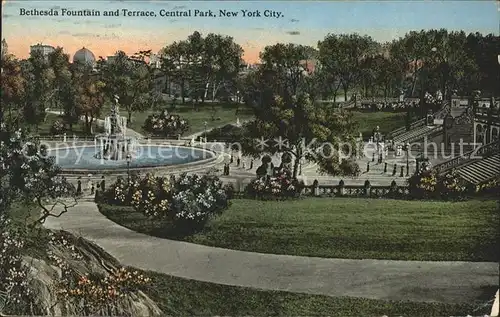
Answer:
[2,0,499,63]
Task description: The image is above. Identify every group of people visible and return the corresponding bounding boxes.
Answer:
[357,100,420,112]
[222,153,255,176]
[76,175,106,196]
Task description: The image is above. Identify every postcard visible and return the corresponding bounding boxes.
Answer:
[1,1,499,316]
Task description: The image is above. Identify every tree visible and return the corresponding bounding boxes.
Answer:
[0,130,77,226]
[22,50,55,131]
[239,43,360,178]
[100,51,155,124]
[202,33,243,103]
[259,43,312,97]
[318,34,377,101]
[0,52,25,130]
[161,41,193,104]
[73,63,105,134]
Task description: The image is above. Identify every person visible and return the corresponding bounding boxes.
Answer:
[230,153,234,164]
[76,177,82,196]
[100,176,105,191]
[242,161,246,169]
[236,157,240,167]
[95,183,100,201]
[249,159,254,170]
[91,182,95,195]
[87,174,93,194]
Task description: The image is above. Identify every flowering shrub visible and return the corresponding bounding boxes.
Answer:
[408,169,474,200]
[48,231,151,315]
[436,170,469,199]
[475,178,500,195]
[104,173,230,226]
[50,120,66,135]
[246,168,304,200]
[0,224,32,315]
[143,110,189,137]
[102,175,141,206]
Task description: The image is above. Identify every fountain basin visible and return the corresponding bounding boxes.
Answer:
[48,145,217,173]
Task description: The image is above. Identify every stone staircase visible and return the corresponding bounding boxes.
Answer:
[392,125,441,144]
[455,153,500,184]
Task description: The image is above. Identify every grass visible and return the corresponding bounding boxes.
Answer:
[7,202,494,315]
[141,270,491,316]
[99,198,500,262]
[350,111,408,136]
[32,113,102,137]
[100,102,254,135]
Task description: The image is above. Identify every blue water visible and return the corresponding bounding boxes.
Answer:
[48,145,213,170]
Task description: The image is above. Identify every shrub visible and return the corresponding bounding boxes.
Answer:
[408,169,473,200]
[436,170,469,199]
[103,173,231,228]
[50,120,65,135]
[246,168,304,200]
[475,178,500,195]
[0,225,32,315]
[142,111,189,137]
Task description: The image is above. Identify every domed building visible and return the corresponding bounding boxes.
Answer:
[73,47,96,65]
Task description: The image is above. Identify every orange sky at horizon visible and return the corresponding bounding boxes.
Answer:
[5,36,263,64]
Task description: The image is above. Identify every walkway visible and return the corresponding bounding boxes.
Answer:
[43,201,498,304]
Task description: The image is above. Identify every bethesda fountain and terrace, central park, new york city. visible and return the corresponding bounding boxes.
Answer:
[1,26,499,317]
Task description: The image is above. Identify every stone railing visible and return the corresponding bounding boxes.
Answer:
[433,140,500,174]
[233,180,410,199]
[302,182,410,198]
[434,100,451,120]
[388,118,426,138]
[388,101,450,139]
[407,125,443,144]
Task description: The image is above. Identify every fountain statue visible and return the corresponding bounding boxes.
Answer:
[95,95,137,160]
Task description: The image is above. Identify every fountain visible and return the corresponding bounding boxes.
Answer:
[94,96,137,160]
[48,96,218,173]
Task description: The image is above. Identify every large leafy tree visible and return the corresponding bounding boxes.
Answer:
[202,33,243,102]
[239,43,360,178]
[73,63,105,134]
[318,34,377,101]
[160,31,244,106]
[22,50,55,131]
[0,52,25,130]
[99,51,155,124]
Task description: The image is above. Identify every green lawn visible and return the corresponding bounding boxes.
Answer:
[6,202,494,316]
[350,111,408,136]
[99,198,499,262]
[100,102,254,135]
[32,113,102,137]
[142,270,490,316]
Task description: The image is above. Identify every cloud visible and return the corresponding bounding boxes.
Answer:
[104,23,121,28]
[290,19,299,22]
[286,31,300,35]
[72,32,95,37]
[50,5,61,10]
[59,30,71,35]
[72,20,95,25]
[71,32,120,40]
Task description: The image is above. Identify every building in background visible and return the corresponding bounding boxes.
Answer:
[73,47,96,66]
[1,39,8,58]
[30,44,55,59]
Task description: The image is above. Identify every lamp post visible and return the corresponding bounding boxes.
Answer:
[404,142,410,176]
[203,121,208,143]
[126,154,131,182]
